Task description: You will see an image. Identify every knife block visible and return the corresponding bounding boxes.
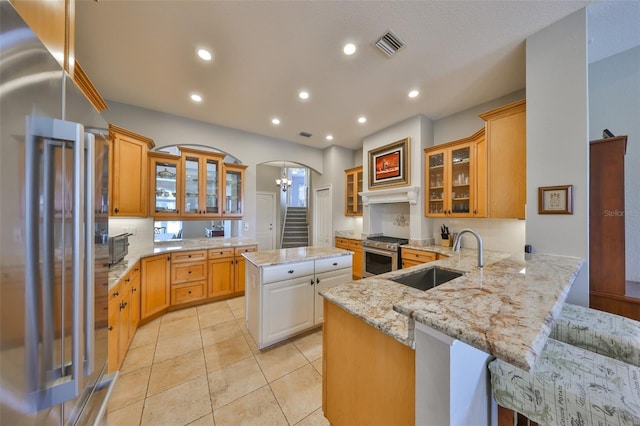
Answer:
[441,238,451,247]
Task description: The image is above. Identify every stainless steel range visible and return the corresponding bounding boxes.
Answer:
[362,236,409,277]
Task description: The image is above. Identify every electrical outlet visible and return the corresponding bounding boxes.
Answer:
[244,223,249,231]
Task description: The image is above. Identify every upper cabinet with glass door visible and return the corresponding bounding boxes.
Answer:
[425,129,485,218]
[344,166,363,216]
[222,163,248,217]
[148,151,181,217]
[179,147,225,218]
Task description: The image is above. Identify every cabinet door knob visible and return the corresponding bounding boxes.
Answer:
[132,287,137,292]
[316,277,320,284]
[310,279,314,285]
[332,262,338,266]
[288,270,294,274]
[167,256,171,261]
[188,270,192,274]
[188,290,192,294]
[108,326,113,331]
[113,291,119,297]
[114,207,119,214]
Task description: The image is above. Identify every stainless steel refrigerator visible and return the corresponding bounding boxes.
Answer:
[1,2,116,424]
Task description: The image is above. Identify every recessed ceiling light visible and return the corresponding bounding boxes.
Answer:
[326,135,334,141]
[298,90,310,100]
[197,48,212,61]
[343,43,357,55]
[271,118,281,125]
[190,93,203,103]
[358,116,367,124]
[408,89,419,98]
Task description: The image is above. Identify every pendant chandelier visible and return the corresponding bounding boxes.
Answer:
[276,161,292,192]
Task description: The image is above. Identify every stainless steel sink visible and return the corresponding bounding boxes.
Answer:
[391,267,463,291]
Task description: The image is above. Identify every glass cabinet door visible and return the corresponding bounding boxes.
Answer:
[152,158,179,215]
[427,152,445,215]
[346,172,355,215]
[183,155,200,215]
[223,164,247,217]
[205,157,220,214]
[450,146,471,214]
[356,169,363,213]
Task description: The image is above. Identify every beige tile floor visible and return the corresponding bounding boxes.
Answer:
[106,296,329,426]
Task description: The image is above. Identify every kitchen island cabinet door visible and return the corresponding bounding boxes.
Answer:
[314,268,351,324]
[262,276,315,347]
[141,254,170,320]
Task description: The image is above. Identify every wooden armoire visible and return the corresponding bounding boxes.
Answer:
[589,135,639,320]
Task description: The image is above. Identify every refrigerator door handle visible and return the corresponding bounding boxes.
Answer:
[24,115,86,411]
[84,132,95,377]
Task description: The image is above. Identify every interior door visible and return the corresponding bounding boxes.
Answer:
[256,191,276,250]
[314,186,332,247]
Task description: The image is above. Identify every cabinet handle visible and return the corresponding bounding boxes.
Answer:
[310,279,314,285]
[288,270,294,274]
[473,209,477,215]
[132,287,137,293]
[135,267,140,272]
[188,290,192,294]
[113,291,119,297]
[177,209,180,214]
[125,278,130,283]
[332,262,338,266]
[188,254,192,258]
[114,207,119,214]
[167,256,171,261]
[108,326,113,331]
[188,270,192,274]
[316,277,320,284]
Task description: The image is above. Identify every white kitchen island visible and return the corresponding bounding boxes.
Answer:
[242,246,353,350]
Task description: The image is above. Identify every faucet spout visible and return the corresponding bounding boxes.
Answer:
[452,228,484,268]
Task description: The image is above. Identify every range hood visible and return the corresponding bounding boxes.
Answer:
[359,186,420,206]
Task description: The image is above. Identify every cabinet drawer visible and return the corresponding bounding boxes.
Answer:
[348,240,362,250]
[315,256,353,274]
[335,237,349,249]
[128,262,141,280]
[171,262,207,284]
[171,281,206,306]
[171,250,207,263]
[401,248,437,264]
[208,247,234,259]
[235,245,257,255]
[262,261,314,284]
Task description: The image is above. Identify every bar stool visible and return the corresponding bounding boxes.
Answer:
[550,303,640,367]
[489,338,640,425]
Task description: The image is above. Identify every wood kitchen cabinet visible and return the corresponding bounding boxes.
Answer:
[207,245,257,299]
[141,253,171,320]
[401,248,438,269]
[323,300,415,425]
[11,0,74,74]
[179,147,225,218]
[344,166,363,216]
[478,99,526,219]
[425,134,483,218]
[107,261,141,372]
[149,151,181,217]
[171,250,207,306]
[109,124,154,217]
[334,237,362,280]
[222,163,248,217]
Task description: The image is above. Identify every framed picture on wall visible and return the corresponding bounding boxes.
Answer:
[368,138,410,189]
[538,185,573,214]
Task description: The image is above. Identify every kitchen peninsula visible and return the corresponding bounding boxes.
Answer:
[320,246,584,425]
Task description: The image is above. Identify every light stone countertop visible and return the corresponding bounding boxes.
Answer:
[242,246,353,268]
[108,237,259,290]
[334,231,364,241]
[320,248,584,371]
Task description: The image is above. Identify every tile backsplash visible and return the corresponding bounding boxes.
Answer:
[109,217,154,247]
[433,218,526,255]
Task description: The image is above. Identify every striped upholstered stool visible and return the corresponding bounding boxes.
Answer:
[550,303,640,368]
[489,338,640,425]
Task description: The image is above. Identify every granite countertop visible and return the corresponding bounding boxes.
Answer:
[108,237,259,290]
[334,231,363,241]
[242,246,352,268]
[320,248,584,371]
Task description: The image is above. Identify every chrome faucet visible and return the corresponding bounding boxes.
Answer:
[452,228,484,268]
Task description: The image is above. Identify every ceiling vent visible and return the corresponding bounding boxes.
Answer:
[374,30,405,57]
[299,131,312,138]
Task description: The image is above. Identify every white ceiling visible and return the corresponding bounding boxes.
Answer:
[74,1,633,151]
